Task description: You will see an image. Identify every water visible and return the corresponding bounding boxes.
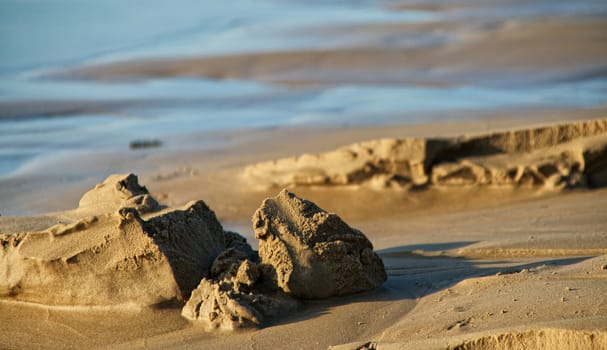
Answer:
[0,0,432,72]
[1,0,606,179]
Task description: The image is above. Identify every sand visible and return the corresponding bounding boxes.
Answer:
[0,174,227,306]
[244,119,607,189]
[1,117,606,349]
[2,0,607,345]
[1,176,388,337]
[252,189,386,299]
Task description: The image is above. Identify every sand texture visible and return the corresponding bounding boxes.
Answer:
[330,255,607,350]
[181,274,296,331]
[1,174,226,306]
[253,189,387,299]
[183,189,387,328]
[181,230,297,330]
[1,175,387,331]
[245,119,607,190]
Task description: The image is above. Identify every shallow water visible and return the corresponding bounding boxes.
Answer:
[0,0,606,179]
[0,0,433,73]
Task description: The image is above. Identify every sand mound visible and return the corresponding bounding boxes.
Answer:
[182,229,296,330]
[77,173,161,215]
[181,262,296,330]
[244,119,607,189]
[183,189,387,329]
[252,189,387,299]
[0,174,225,306]
[449,329,607,350]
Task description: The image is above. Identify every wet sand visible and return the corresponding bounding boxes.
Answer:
[59,17,607,86]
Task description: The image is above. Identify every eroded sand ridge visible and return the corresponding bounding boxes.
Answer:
[245,119,607,190]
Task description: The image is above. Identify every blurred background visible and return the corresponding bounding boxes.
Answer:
[0,0,606,202]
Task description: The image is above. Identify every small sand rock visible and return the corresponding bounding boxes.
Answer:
[181,273,295,330]
[234,259,261,287]
[252,189,387,299]
[183,229,296,330]
[182,278,259,330]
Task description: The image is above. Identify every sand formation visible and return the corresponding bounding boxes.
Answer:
[447,328,607,350]
[183,189,386,328]
[253,189,387,299]
[0,174,386,329]
[0,174,225,306]
[181,255,296,330]
[329,328,607,350]
[181,230,297,330]
[244,118,607,189]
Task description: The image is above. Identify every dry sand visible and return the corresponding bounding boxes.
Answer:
[1,117,606,349]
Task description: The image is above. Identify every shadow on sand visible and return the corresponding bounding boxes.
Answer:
[264,241,592,328]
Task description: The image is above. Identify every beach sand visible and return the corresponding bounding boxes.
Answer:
[2,116,606,350]
[2,0,607,348]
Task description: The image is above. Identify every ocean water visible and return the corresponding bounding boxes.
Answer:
[0,0,606,179]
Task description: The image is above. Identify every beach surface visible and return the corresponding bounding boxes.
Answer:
[2,117,607,350]
[1,0,607,349]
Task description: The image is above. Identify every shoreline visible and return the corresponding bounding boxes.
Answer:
[54,17,607,86]
[2,108,606,216]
